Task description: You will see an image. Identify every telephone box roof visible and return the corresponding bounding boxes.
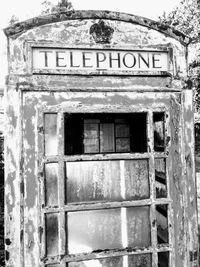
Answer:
[4,10,190,45]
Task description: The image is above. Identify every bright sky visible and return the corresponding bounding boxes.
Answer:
[0,0,182,86]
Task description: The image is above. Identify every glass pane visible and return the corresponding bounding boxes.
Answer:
[116,138,130,152]
[100,123,115,152]
[128,254,152,267]
[127,206,151,248]
[45,163,58,206]
[153,113,165,152]
[68,254,151,267]
[115,123,130,137]
[66,161,121,203]
[155,159,167,198]
[44,113,58,156]
[125,160,149,200]
[156,205,168,244]
[158,252,169,267]
[68,256,122,267]
[46,213,59,256]
[67,208,121,253]
[67,207,150,254]
[66,160,149,203]
[84,121,99,153]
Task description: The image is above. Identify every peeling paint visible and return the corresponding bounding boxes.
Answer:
[4,9,199,267]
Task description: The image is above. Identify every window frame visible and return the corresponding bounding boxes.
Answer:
[37,105,174,267]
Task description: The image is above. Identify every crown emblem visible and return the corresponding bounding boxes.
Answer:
[90,20,114,44]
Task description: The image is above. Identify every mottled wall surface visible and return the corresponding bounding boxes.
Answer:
[3,10,198,267]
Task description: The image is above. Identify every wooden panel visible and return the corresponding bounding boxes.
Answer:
[44,113,58,156]
[45,163,58,206]
[155,158,167,198]
[66,160,149,203]
[46,213,59,256]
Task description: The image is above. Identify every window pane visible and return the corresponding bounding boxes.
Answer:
[155,159,167,198]
[125,160,149,200]
[158,252,169,267]
[45,163,58,206]
[156,205,168,244]
[100,123,115,152]
[128,254,152,267]
[66,160,149,203]
[68,254,151,267]
[46,213,59,256]
[153,113,165,152]
[68,256,122,267]
[116,138,130,152]
[84,121,99,153]
[67,207,150,254]
[44,113,58,156]
[127,206,151,248]
[115,123,130,137]
[67,208,122,253]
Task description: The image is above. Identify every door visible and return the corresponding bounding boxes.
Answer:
[22,91,187,267]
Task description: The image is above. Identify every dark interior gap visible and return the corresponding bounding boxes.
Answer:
[64,113,147,155]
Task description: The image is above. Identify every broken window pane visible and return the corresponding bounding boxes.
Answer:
[46,213,59,256]
[65,160,149,203]
[67,207,150,254]
[155,158,167,198]
[156,205,168,244]
[45,163,58,206]
[65,113,147,155]
[153,113,165,152]
[68,254,151,267]
[44,113,58,156]
[158,251,169,267]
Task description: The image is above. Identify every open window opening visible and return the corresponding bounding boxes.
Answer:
[64,113,147,155]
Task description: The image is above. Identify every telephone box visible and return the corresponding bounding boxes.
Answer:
[3,10,199,267]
